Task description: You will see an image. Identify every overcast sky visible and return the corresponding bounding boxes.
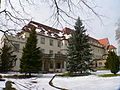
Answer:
[25,0,120,46]
[31,0,120,54]
[0,0,120,54]
[87,0,120,50]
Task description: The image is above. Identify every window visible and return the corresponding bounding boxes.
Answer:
[41,49,45,53]
[65,42,67,46]
[56,63,61,69]
[99,62,102,66]
[98,49,99,52]
[57,51,61,54]
[61,42,63,46]
[13,44,20,52]
[49,50,53,54]
[50,39,53,46]
[41,37,45,44]
[58,41,61,47]
[50,62,53,69]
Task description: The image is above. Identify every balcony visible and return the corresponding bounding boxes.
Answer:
[43,54,67,60]
[43,54,53,59]
[54,54,67,60]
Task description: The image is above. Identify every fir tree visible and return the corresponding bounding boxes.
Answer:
[20,27,43,76]
[0,44,17,73]
[67,17,93,74]
[107,51,119,74]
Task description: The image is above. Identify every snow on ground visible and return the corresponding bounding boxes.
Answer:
[0,74,56,90]
[0,70,120,90]
[53,71,120,90]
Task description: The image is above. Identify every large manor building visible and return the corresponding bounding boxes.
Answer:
[1,21,117,72]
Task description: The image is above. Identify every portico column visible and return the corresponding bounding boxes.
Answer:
[53,59,56,72]
[64,61,66,72]
[42,60,44,71]
[60,61,62,72]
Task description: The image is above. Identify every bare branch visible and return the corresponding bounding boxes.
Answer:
[116,19,120,43]
[81,0,102,23]
[0,0,103,35]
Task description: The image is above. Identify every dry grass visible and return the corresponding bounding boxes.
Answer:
[98,74,120,77]
[3,74,37,79]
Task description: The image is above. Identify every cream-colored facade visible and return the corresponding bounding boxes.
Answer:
[1,31,68,72]
[1,21,116,72]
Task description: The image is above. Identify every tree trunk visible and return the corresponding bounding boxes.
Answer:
[29,73,31,77]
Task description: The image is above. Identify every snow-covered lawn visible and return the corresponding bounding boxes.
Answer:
[0,70,120,90]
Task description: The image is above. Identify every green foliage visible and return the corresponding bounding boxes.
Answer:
[67,17,93,74]
[98,74,120,77]
[0,44,17,73]
[57,73,74,77]
[20,27,43,76]
[106,51,120,74]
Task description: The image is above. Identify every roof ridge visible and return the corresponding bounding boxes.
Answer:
[29,21,62,33]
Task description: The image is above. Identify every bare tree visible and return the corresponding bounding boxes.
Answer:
[116,18,120,55]
[0,0,101,35]
[116,19,120,42]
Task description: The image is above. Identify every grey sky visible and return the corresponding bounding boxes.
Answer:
[0,0,120,54]
[28,0,120,54]
[28,0,120,44]
[88,0,120,54]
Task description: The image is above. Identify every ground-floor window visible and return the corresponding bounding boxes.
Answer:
[50,62,53,69]
[56,63,61,69]
[99,62,102,65]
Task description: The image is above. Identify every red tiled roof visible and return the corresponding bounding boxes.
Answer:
[62,27,73,35]
[20,21,64,40]
[21,21,112,49]
[22,21,62,33]
[98,38,108,47]
[108,45,116,49]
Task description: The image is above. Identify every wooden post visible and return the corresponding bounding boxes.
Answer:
[5,81,16,90]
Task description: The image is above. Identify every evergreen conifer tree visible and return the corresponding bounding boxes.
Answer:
[0,44,17,73]
[67,17,93,74]
[107,51,119,74]
[20,27,43,76]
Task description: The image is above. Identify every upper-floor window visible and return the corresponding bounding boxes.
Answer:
[65,42,68,46]
[98,49,99,53]
[58,41,61,47]
[50,39,53,46]
[49,50,53,54]
[41,49,45,53]
[13,43,20,52]
[57,51,61,54]
[41,37,45,44]
[61,42,63,46]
